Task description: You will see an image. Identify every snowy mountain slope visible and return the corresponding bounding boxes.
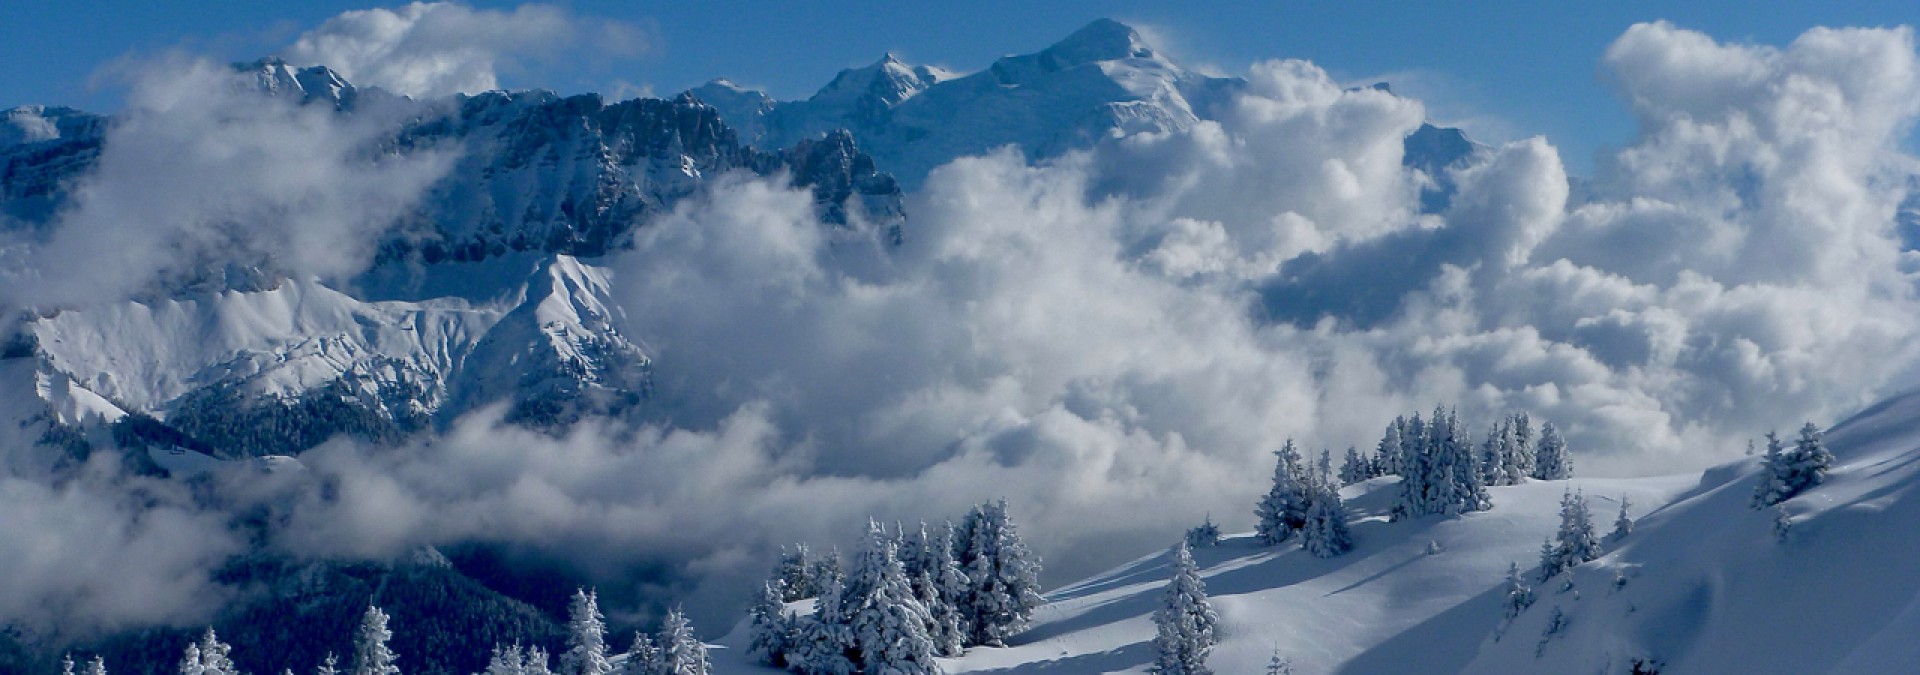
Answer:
[17,254,648,459]
[1470,391,1920,674]
[708,392,1920,674]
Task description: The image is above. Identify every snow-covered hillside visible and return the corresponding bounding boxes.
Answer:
[707,392,1920,674]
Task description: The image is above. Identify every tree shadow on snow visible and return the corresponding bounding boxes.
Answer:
[967,641,1154,674]
[1335,585,1502,675]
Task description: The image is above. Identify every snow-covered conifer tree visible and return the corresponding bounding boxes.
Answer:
[1338,446,1371,485]
[353,605,400,675]
[1610,495,1633,541]
[1149,543,1218,675]
[485,645,529,675]
[923,524,970,657]
[747,580,793,668]
[1374,417,1406,477]
[86,655,107,675]
[1255,440,1311,543]
[1501,562,1535,621]
[777,545,816,601]
[1185,515,1221,549]
[562,589,613,675]
[179,628,238,675]
[317,652,340,675]
[1479,421,1508,486]
[1505,413,1536,481]
[1532,422,1572,480]
[846,524,941,674]
[808,551,844,601]
[1538,490,1601,581]
[63,654,75,675]
[1300,480,1353,558]
[618,634,657,675]
[1439,409,1492,514]
[1390,414,1430,521]
[789,575,857,675]
[654,608,710,675]
[954,499,1044,647]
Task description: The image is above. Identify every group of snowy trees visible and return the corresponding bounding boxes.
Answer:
[1752,423,1834,508]
[748,499,1045,675]
[1149,543,1219,675]
[482,588,709,675]
[1362,409,1571,519]
[163,605,399,675]
[1254,440,1353,557]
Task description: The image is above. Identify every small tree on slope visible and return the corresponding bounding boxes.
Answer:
[562,589,614,675]
[1538,490,1601,582]
[1255,440,1311,543]
[1501,562,1535,624]
[178,628,238,675]
[1150,542,1219,675]
[1610,495,1633,541]
[847,524,942,674]
[1752,423,1834,508]
[353,605,401,675]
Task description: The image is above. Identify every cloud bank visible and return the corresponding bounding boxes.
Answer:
[282,2,649,99]
[7,17,1920,641]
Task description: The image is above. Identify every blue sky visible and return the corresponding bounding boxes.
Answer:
[3,1,1915,174]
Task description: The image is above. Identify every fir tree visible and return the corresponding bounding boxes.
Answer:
[1255,440,1311,543]
[86,655,107,675]
[1184,515,1221,549]
[1538,490,1601,581]
[1338,446,1369,485]
[485,645,538,675]
[1149,543,1218,675]
[1479,421,1508,486]
[1300,480,1353,558]
[654,608,710,675]
[562,589,614,675]
[1265,651,1293,675]
[789,575,857,675]
[352,605,400,675]
[1506,412,1536,481]
[63,654,75,675]
[1610,495,1633,541]
[777,545,817,601]
[846,524,941,674]
[923,523,971,657]
[1500,562,1535,622]
[317,652,340,675]
[1374,417,1406,477]
[954,499,1045,647]
[747,580,794,668]
[618,634,657,675]
[1533,422,1572,480]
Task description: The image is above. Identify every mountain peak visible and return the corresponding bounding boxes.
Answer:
[1042,18,1156,66]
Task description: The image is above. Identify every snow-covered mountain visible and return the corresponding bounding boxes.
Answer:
[688,19,1479,191]
[702,391,1920,673]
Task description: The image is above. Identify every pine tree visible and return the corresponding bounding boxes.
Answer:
[1300,480,1353,558]
[1374,417,1406,477]
[1255,440,1311,543]
[1265,650,1293,675]
[618,634,657,675]
[1610,495,1633,541]
[1184,515,1221,549]
[1538,490,1601,581]
[654,608,710,675]
[1149,543,1218,675]
[1532,422,1572,480]
[747,579,794,667]
[954,499,1045,647]
[317,652,341,675]
[924,523,970,657]
[1437,409,1492,514]
[63,654,75,675]
[1506,412,1536,481]
[352,605,400,675]
[1500,562,1535,621]
[846,524,941,674]
[1338,446,1371,485]
[809,550,845,601]
[560,589,614,675]
[179,628,238,675]
[485,644,530,675]
[1390,413,1430,521]
[777,545,817,601]
[790,575,857,675]
[86,655,107,675]
[1479,421,1508,486]
[1315,448,1334,486]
